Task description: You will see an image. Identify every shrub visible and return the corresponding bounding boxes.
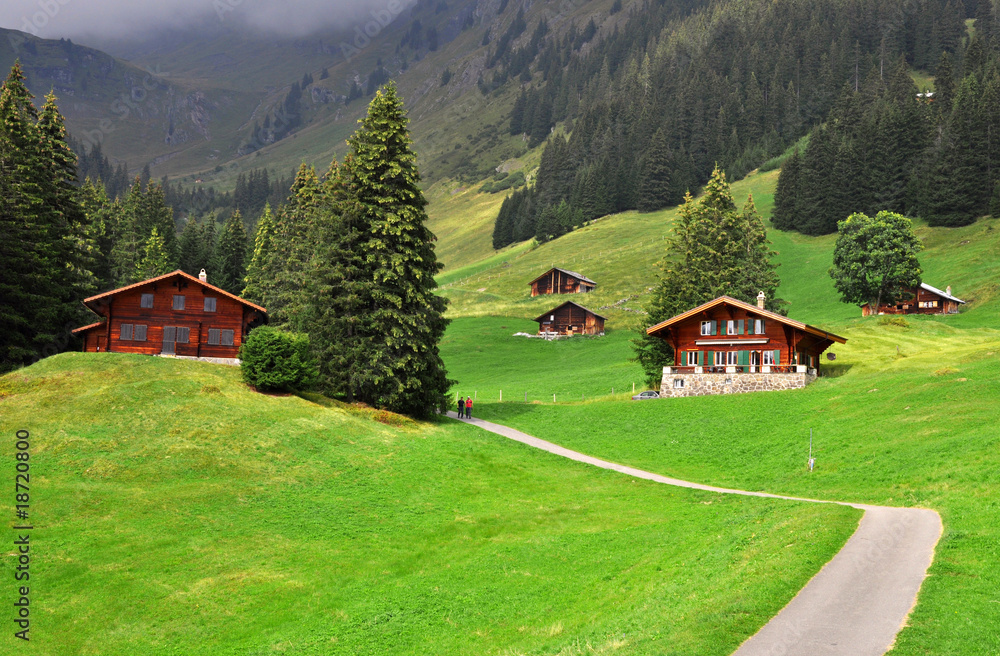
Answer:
[240,326,318,392]
[877,316,910,328]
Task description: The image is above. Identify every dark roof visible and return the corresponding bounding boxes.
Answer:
[534,300,607,322]
[528,267,597,286]
[919,283,965,304]
[82,270,266,314]
[646,295,846,344]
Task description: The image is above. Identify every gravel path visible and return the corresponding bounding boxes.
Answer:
[447,412,943,656]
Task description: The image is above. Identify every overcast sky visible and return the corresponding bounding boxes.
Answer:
[1,0,407,40]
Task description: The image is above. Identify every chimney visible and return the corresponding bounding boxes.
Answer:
[757,291,766,310]
[199,268,207,283]
[946,285,952,296]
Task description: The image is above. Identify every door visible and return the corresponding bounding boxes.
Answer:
[162,326,176,355]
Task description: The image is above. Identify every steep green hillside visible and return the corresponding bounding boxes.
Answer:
[0,353,857,655]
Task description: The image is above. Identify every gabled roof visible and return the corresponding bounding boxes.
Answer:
[919,283,965,304]
[534,300,607,322]
[528,267,596,286]
[82,270,266,314]
[646,296,846,344]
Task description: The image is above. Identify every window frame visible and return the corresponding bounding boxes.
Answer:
[134,325,147,342]
[700,320,713,336]
[762,350,775,365]
[207,329,221,346]
[120,323,133,341]
[140,293,154,309]
[685,351,698,366]
[172,295,186,310]
[204,297,217,312]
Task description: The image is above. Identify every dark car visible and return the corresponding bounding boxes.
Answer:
[631,390,660,400]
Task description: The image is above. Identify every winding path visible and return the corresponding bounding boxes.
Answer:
[448,412,943,656]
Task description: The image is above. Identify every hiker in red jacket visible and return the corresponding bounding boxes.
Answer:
[465,396,473,419]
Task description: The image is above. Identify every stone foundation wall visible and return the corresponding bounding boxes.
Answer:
[659,369,817,398]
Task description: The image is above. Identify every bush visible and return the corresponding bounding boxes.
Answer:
[240,326,318,392]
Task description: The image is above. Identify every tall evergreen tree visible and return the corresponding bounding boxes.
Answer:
[636,129,679,212]
[215,210,248,294]
[136,227,174,279]
[771,148,802,230]
[341,82,451,416]
[243,203,277,302]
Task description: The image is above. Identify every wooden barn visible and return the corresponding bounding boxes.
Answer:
[72,269,267,362]
[535,301,606,336]
[861,283,965,316]
[645,293,846,397]
[529,267,596,296]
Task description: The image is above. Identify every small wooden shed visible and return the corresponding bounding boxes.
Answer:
[535,301,606,336]
[529,267,596,296]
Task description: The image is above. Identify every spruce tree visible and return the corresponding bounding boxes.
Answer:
[771,148,801,230]
[177,217,204,275]
[136,227,174,279]
[342,82,450,416]
[243,203,277,302]
[636,128,677,212]
[215,210,248,294]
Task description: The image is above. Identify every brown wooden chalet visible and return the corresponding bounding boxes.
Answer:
[861,283,965,316]
[645,293,846,397]
[529,267,596,296]
[535,301,606,336]
[72,269,267,361]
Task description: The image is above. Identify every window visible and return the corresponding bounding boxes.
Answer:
[120,323,133,340]
[177,327,190,343]
[221,329,235,346]
[685,351,698,366]
[700,321,713,336]
[673,379,685,389]
[134,325,147,341]
[727,320,737,335]
[204,297,217,312]
[919,300,938,309]
[753,318,765,334]
[140,293,154,308]
[173,295,185,310]
[725,351,739,366]
[207,329,220,345]
[763,350,775,365]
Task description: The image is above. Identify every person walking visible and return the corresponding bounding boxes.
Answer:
[465,396,473,419]
[457,396,466,419]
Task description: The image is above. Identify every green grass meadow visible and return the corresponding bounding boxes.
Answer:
[431,166,1000,654]
[0,353,858,655]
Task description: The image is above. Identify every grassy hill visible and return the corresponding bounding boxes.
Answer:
[0,353,858,655]
[435,167,1000,654]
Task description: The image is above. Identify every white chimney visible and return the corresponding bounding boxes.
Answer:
[199,268,207,283]
[946,285,952,296]
[757,291,766,309]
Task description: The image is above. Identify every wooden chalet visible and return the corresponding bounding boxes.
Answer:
[861,283,965,316]
[72,269,267,362]
[645,293,846,397]
[529,267,596,296]
[535,301,606,336]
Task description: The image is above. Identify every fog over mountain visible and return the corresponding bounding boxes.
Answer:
[2,0,410,41]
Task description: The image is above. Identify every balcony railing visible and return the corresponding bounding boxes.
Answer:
[664,365,814,375]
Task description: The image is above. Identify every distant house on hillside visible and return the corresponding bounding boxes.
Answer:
[861,283,965,316]
[529,267,596,296]
[72,269,268,364]
[535,301,606,336]
[646,292,846,398]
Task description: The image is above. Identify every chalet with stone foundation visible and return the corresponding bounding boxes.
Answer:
[529,267,596,296]
[535,301,606,336]
[861,283,965,316]
[645,293,846,398]
[72,269,268,364]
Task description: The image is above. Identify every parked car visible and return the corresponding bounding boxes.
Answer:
[631,390,660,400]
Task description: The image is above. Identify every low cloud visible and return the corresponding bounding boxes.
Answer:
[1,0,412,40]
